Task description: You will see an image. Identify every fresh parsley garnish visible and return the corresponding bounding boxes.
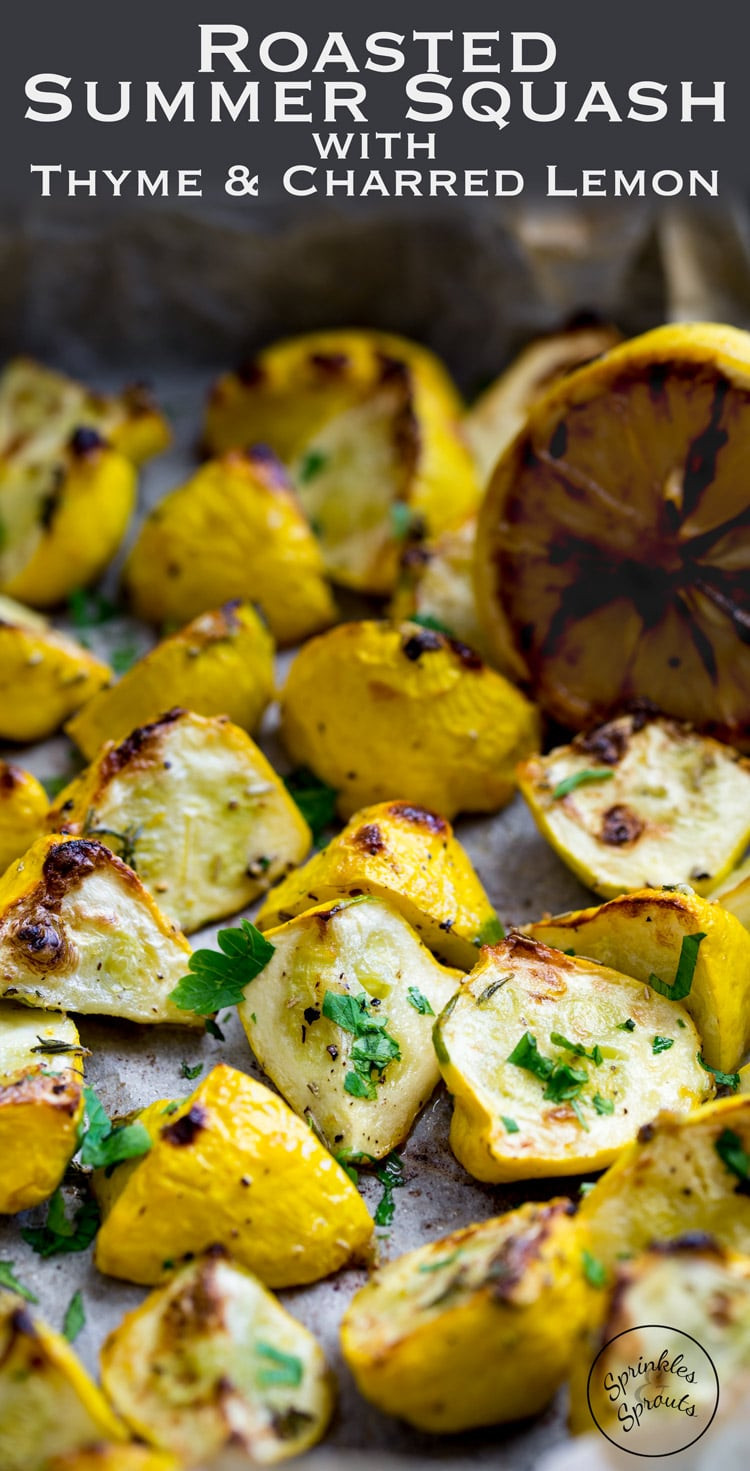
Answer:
[618,1018,636,1032]
[298,450,328,484]
[507,1031,552,1083]
[593,1094,615,1115]
[652,1036,674,1055]
[110,644,138,676]
[205,1017,225,1040]
[0,1262,37,1302]
[255,1342,303,1388]
[501,1115,520,1134]
[507,1031,592,1111]
[476,915,504,946]
[648,932,706,1002]
[552,769,615,800]
[390,502,416,540]
[180,1062,203,1081]
[323,990,401,1100]
[283,767,337,843]
[170,921,275,1015]
[411,613,454,636]
[78,1087,152,1171]
[67,587,117,632]
[549,1032,602,1065]
[374,1152,405,1227]
[715,1128,750,1183]
[21,1188,100,1258]
[62,1289,85,1343]
[582,1249,607,1288]
[698,1055,740,1091]
[544,1061,588,1103]
[406,986,434,1016]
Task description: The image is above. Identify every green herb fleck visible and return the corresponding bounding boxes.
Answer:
[579,1181,596,1197]
[411,613,454,636]
[698,1056,740,1091]
[79,1087,152,1171]
[544,1061,588,1103]
[255,1342,303,1388]
[550,1032,602,1065]
[21,1188,100,1259]
[715,1128,750,1183]
[507,1031,553,1083]
[283,767,337,843]
[170,920,275,1015]
[476,915,504,946]
[31,1037,89,1056]
[374,1152,405,1228]
[582,1249,607,1288]
[618,1019,636,1032]
[62,1290,85,1343]
[432,1023,450,1066]
[205,1017,225,1041]
[67,588,117,631]
[324,989,400,1099]
[418,1249,460,1274]
[593,1094,615,1115]
[390,502,416,540]
[501,1116,520,1134]
[648,932,706,1002]
[478,975,512,1004]
[652,1036,675,1055]
[406,986,434,1016]
[180,1062,203,1081]
[110,644,138,676]
[552,769,615,800]
[298,450,328,484]
[0,1262,37,1302]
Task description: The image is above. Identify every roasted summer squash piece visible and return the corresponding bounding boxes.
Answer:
[0,595,111,743]
[434,934,710,1182]
[569,1237,750,1439]
[529,886,750,1073]
[0,1290,126,1471]
[124,448,335,645]
[281,620,539,820]
[101,1250,334,1466]
[0,1005,85,1213]
[93,1064,373,1288]
[48,1449,180,1471]
[49,709,311,934]
[0,357,170,466]
[66,602,274,761]
[0,760,49,873]
[239,896,461,1159]
[203,330,479,596]
[341,1198,591,1432]
[389,516,490,660]
[579,1095,750,1270]
[713,854,750,929]
[255,799,501,970]
[0,836,195,1025]
[518,712,750,899]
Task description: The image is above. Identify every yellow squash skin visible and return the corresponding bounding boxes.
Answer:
[0,760,49,873]
[0,596,111,743]
[0,432,137,608]
[518,712,750,899]
[713,853,750,929]
[0,357,170,466]
[579,1095,750,1270]
[203,329,465,462]
[435,934,711,1183]
[0,1290,127,1471]
[280,620,540,820]
[529,887,750,1074]
[0,835,195,1025]
[0,1006,85,1213]
[124,449,335,645]
[66,602,274,761]
[203,330,478,596]
[340,1198,592,1433]
[255,799,500,970]
[48,1449,180,1471]
[100,1252,334,1465]
[49,709,311,934]
[464,323,622,485]
[93,1064,374,1288]
[569,1239,750,1439]
[240,897,461,1159]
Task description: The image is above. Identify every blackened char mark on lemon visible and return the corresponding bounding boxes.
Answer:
[682,374,730,519]
[695,578,750,647]
[549,420,568,460]
[674,593,718,683]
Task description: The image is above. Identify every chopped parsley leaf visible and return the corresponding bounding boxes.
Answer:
[507,1030,553,1082]
[0,1262,37,1302]
[180,1062,203,1081]
[582,1249,607,1288]
[79,1087,152,1171]
[550,1031,602,1065]
[501,1116,520,1134]
[618,1019,636,1032]
[62,1289,86,1343]
[715,1128,750,1183]
[374,1152,405,1228]
[418,1249,460,1274]
[170,920,275,1015]
[411,613,454,636]
[298,450,328,484]
[406,986,434,1016]
[255,1342,303,1388]
[593,1094,615,1115]
[652,1036,675,1055]
[324,989,401,1100]
[21,1188,100,1258]
[698,1056,740,1091]
[476,915,504,946]
[552,769,615,801]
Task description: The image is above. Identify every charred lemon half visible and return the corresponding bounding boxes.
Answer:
[476,323,750,748]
